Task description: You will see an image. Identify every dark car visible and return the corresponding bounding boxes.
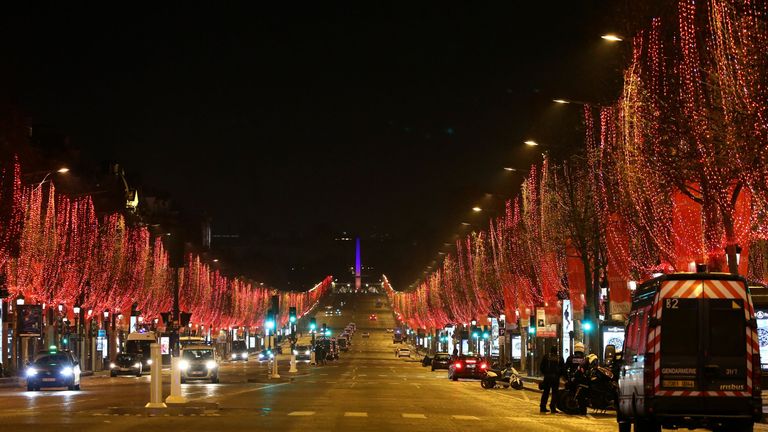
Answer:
[431,352,451,371]
[230,340,249,362]
[257,349,275,362]
[109,353,143,377]
[26,351,81,391]
[448,355,488,381]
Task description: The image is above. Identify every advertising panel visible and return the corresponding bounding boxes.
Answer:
[562,300,574,359]
[511,335,522,359]
[160,336,170,355]
[17,305,43,337]
[602,325,625,355]
[755,309,768,370]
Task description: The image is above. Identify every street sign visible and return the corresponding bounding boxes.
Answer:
[97,329,106,338]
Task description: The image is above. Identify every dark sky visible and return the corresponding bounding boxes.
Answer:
[0,2,622,290]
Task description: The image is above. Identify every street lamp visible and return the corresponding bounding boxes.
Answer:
[601,34,623,42]
[524,140,539,146]
[552,99,570,104]
[503,167,517,171]
[472,206,482,212]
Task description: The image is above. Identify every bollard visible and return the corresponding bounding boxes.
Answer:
[289,353,298,373]
[270,334,281,379]
[145,343,166,408]
[165,355,187,404]
[310,351,316,366]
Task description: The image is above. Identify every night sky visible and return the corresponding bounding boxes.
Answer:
[0,2,622,290]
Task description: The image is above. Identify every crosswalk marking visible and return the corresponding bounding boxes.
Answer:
[401,413,427,419]
[452,415,480,420]
[288,411,315,416]
[344,412,368,417]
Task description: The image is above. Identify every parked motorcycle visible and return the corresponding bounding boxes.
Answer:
[480,364,524,390]
[558,353,618,414]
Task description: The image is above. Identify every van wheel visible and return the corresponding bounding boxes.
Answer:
[617,422,631,432]
[27,384,35,391]
[635,419,660,432]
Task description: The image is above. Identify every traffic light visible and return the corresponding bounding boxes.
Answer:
[582,320,593,333]
[265,310,275,330]
[529,315,536,336]
[289,307,297,324]
[309,318,317,332]
[482,326,490,339]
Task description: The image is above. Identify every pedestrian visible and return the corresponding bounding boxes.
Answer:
[452,346,458,357]
[539,346,564,413]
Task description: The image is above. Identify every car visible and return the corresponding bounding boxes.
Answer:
[229,340,249,361]
[294,345,312,361]
[324,310,333,316]
[179,345,220,383]
[26,350,81,391]
[109,353,143,377]
[335,308,342,316]
[362,332,370,338]
[125,331,157,370]
[397,348,411,358]
[430,352,451,371]
[369,314,377,321]
[338,337,349,352]
[385,328,394,333]
[448,355,488,381]
[617,273,762,432]
[257,349,275,362]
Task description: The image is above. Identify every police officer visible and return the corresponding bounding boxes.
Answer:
[539,346,564,413]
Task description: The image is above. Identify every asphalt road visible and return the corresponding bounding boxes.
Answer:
[1,293,765,432]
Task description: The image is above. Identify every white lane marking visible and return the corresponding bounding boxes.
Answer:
[288,411,316,416]
[344,412,368,417]
[326,381,337,384]
[357,374,367,377]
[378,374,387,377]
[452,415,480,420]
[402,413,427,419]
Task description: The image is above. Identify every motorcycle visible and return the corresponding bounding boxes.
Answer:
[558,353,619,414]
[480,364,524,390]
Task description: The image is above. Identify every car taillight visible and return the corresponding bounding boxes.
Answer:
[644,352,655,398]
[454,362,463,369]
[480,363,487,370]
[753,353,761,395]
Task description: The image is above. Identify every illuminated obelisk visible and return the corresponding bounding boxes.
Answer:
[355,237,362,292]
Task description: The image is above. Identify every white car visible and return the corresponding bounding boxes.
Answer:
[397,348,411,358]
[362,332,370,338]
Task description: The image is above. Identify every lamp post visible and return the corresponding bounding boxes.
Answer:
[73,306,81,364]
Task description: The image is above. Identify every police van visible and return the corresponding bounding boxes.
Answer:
[617,273,762,432]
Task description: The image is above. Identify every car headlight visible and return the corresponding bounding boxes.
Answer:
[241,353,248,359]
[109,363,116,369]
[26,368,37,377]
[258,353,265,359]
[134,363,142,369]
[305,350,311,355]
[231,353,237,359]
[292,350,298,355]
[146,359,153,365]
[179,360,189,370]
[61,367,73,376]
[206,360,217,369]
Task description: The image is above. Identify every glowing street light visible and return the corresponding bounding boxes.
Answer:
[601,34,623,42]
[524,140,539,146]
[503,167,517,171]
[472,206,482,212]
[57,167,70,174]
[552,99,570,104]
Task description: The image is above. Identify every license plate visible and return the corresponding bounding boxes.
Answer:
[663,380,695,388]
[467,365,475,369]
[42,378,56,382]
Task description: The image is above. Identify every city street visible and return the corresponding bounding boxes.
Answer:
[0,294,760,432]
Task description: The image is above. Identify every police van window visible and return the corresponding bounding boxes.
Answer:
[661,298,698,356]
[636,306,650,355]
[624,315,638,359]
[708,299,746,357]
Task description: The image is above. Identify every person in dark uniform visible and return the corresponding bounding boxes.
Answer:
[539,346,564,413]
